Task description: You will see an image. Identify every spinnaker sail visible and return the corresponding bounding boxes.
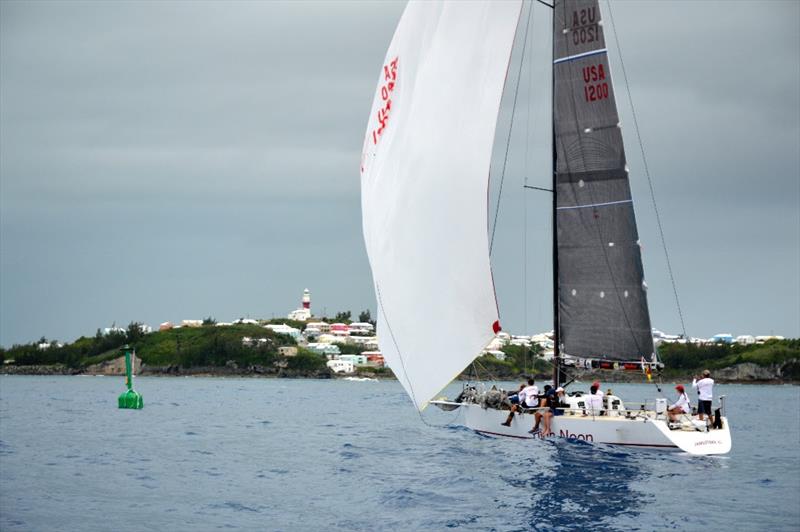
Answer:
[360,1,522,409]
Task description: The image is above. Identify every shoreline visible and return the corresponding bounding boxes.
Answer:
[1,364,797,385]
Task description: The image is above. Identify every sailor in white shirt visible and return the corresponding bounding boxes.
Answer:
[519,381,540,409]
[584,384,604,416]
[501,378,539,427]
[692,369,715,423]
[668,384,691,422]
[592,380,604,400]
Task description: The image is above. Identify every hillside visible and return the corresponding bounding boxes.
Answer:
[0,322,327,374]
[2,324,798,382]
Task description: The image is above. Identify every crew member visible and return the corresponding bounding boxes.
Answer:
[501,378,538,427]
[667,384,691,422]
[541,387,566,436]
[584,384,603,416]
[692,369,715,426]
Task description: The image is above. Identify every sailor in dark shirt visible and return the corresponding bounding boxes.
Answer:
[528,385,552,434]
[541,387,566,436]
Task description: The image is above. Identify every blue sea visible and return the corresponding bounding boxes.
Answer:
[1,376,798,531]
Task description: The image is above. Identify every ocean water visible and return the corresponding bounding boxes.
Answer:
[1,376,798,531]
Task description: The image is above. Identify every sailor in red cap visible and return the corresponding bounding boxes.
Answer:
[592,380,604,402]
[667,384,691,422]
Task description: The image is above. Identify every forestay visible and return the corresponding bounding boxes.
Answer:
[360,1,522,410]
[553,0,654,362]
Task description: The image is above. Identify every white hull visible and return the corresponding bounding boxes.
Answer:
[459,404,732,455]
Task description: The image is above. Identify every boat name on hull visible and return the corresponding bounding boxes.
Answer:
[534,429,595,441]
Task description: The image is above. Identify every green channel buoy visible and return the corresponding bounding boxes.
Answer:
[118,345,143,409]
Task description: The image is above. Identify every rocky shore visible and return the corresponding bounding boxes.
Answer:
[2,360,798,384]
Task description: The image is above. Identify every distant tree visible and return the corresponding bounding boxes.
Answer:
[126,322,144,344]
[334,311,352,323]
[203,316,217,326]
[358,309,372,324]
[287,351,326,371]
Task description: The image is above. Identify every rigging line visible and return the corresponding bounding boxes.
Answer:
[473,357,500,386]
[524,185,554,192]
[605,0,687,340]
[490,1,534,256]
[523,0,538,342]
[534,0,554,8]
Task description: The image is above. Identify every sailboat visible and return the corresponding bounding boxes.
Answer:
[359,0,731,455]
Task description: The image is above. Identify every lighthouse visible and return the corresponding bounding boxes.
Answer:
[288,288,312,321]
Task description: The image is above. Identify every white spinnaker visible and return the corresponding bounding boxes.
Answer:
[360,1,522,410]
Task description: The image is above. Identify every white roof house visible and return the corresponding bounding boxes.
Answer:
[264,324,301,340]
[327,359,354,374]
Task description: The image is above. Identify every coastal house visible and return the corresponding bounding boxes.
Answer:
[264,323,301,340]
[159,322,173,331]
[306,322,331,333]
[288,308,311,321]
[181,320,203,328]
[338,354,367,366]
[710,333,734,344]
[330,323,350,336]
[349,335,378,347]
[307,343,340,356]
[510,336,531,347]
[316,334,339,345]
[362,352,385,367]
[278,346,298,357]
[349,322,375,334]
[755,335,785,343]
[303,327,321,340]
[485,337,506,351]
[327,359,354,374]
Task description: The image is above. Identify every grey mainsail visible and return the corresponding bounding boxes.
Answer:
[552,0,654,362]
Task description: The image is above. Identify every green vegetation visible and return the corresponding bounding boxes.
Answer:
[358,309,373,324]
[658,339,800,374]
[0,321,321,371]
[463,345,550,380]
[131,323,288,368]
[286,349,327,372]
[333,311,352,323]
[1,329,128,367]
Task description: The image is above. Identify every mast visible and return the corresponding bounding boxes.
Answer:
[550,1,560,389]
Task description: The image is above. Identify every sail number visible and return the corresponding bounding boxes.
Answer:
[370,57,399,146]
[572,23,600,45]
[570,7,601,45]
[583,63,609,102]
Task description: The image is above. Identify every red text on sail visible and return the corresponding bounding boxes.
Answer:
[583,63,609,102]
[370,57,399,146]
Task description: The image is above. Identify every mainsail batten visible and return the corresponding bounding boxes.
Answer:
[360,1,523,409]
[553,0,654,362]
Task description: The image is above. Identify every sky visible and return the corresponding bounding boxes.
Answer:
[1,0,798,347]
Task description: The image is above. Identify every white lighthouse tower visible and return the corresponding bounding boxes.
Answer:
[288,288,312,321]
